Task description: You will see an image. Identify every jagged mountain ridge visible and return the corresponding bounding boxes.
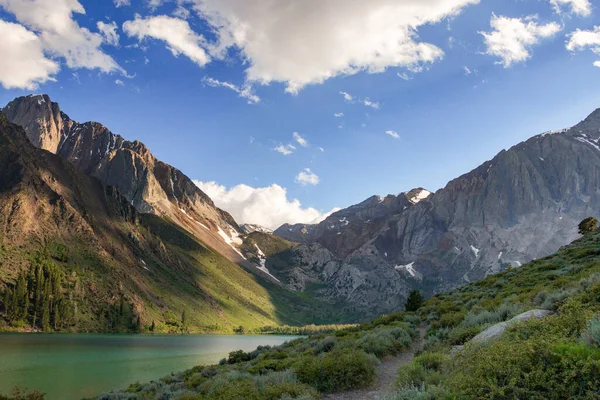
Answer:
[2,94,246,265]
[270,108,600,316]
[0,111,348,331]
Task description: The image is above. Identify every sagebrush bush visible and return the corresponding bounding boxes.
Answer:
[355,327,411,358]
[295,349,378,393]
[395,363,443,388]
[446,325,482,345]
[581,317,600,346]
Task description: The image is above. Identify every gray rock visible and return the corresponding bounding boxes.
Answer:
[470,310,554,344]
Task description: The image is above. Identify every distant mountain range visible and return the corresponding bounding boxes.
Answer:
[3,93,600,325]
[268,108,600,315]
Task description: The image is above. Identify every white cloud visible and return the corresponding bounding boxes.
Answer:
[188,0,477,93]
[97,21,120,46]
[385,130,400,139]
[318,147,325,152]
[0,19,59,89]
[123,14,210,67]
[114,0,130,7]
[397,72,412,80]
[550,0,592,17]
[464,66,472,75]
[274,144,296,155]
[194,181,336,230]
[480,14,561,67]
[340,91,354,102]
[202,76,260,104]
[567,26,600,66]
[0,0,124,75]
[115,79,124,85]
[363,98,380,109]
[295,168,320,186]
[334,113,344,117]
[293,132,308,147]
[340,91,381,109]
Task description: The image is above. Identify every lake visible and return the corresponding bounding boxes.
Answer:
[0,333,299,400]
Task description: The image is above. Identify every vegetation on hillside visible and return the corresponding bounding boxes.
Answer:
[91,313,419,399]
[386,224,600,399]
[91,223,600,399]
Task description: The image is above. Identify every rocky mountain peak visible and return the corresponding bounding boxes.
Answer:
[405,187,432,204]
[3,94,248,264]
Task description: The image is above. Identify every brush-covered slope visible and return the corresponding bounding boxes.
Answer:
[0,112,341,333]
[3,94,246,265]
[97,227,600,400]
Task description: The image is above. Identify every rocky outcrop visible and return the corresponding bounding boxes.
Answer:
[470,310,554,344]
[3,94,246,264]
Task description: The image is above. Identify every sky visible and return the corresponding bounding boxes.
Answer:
[0,0,600,230]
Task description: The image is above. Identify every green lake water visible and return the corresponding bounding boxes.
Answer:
[0,333,299,400]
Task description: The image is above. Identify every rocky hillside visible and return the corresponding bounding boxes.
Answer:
[3,95,246,265]
[0,112,343,332]
[268,109,600,317]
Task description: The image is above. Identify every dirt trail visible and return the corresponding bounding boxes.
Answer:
[324,326,427,400]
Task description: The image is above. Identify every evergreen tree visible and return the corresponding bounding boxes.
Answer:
[405,290,425,312]
[579,217,598,235]
[41,299,51,332]
[181,310,187,326]
[150,320,155,332]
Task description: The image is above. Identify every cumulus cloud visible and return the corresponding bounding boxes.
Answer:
[293,132,308,147]
[115,79,124,85]
[385,130,400,139]
[179,0,478,93]
[202,76,260,103]
[0,0,124,78]
[550,0,592,16]
[480,14,561,67]
[123,14,210,66]
[295,168,320,186]
[97,21,120,46]
[363,98,380,109]
[194,181,336,229]
[0,20,59,89]
[274,144,296,155]
[567,26,600,67]
[114,0,130,7]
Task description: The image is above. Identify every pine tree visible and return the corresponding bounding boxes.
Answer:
[579,217,598,235]
[150,320,155,332]
[405,290,425,312]
[181,310,187,326]
[41,300,51,332]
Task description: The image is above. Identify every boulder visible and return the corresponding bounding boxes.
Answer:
[470,309,554,344]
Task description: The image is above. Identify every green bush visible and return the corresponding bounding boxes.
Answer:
[446,325,483,345]
[438,312,464,328]
[356,327,411,358]
[581,317,600,347]
[413,352,448,372]
[395,363,443,388]
[262,382,316,399]
[295,349,378,393]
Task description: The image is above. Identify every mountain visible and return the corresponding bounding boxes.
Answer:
[241,224,274,235]
[268,109,600,316]
[0,110,344,333]
[2,94,246,265]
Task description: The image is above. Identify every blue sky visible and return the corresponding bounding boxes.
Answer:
[1,0,600,229]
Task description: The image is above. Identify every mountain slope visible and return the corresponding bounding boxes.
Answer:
[270,109,600,317]
[3,94,246,265]
[0,112,341,332]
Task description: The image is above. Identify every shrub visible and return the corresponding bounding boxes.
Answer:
[446,325,483,346]
[381,384,433,400]
[403,314,421,325]
[582,317,600,347]
[395,363,443,388]
[413,352,448,372]
[533,289,575,311]
[295,349,378,393]
[356,327,411,358]
[262,382,317,400]
[313,336,337,354]
[438,312,464,328]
